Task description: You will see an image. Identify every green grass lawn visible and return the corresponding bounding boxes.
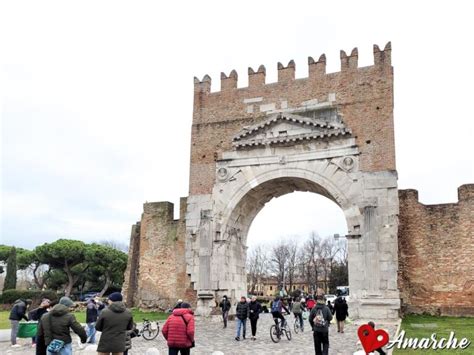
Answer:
[393,315,474,354]
[0,309,169,329]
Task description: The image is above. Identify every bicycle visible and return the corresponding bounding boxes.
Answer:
[293,315,303,334]
[137,318,160,340]
[270,316,292,343]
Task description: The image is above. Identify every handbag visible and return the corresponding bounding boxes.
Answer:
[47,339,65,353]
[179,315,195,348]
[46,313,65,353]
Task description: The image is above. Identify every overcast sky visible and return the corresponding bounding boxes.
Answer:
[1,1,473,250]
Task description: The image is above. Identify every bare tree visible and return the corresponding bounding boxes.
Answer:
[246,245,268,295]
[246,233,349,296]
[303,232,322,293]
[270,239,290,290]
[287,242,298,292]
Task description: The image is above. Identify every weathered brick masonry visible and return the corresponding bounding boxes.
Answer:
[190,45,395,195]
[398,184,474,316]
[122,198,195,309]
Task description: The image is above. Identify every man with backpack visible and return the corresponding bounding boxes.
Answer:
[292,297,305,331]
[271,296,290,330]
[309,295,333,355]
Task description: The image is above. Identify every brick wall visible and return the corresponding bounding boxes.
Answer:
[123,198,196,309]
[190,43,395,195]
[398,184,474,316]
[122,222,140,306]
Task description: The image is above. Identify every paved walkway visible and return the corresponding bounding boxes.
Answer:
[0,314,398,354]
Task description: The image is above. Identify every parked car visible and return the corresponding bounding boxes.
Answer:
[79,291,99,301]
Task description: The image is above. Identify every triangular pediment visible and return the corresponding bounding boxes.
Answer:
[232,112,351,149]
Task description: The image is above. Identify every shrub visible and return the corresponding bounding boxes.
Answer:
[0,289,60,306]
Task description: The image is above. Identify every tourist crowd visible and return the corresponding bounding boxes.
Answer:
[9,291,387,355]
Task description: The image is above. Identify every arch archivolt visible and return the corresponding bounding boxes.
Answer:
[214,158,364,240]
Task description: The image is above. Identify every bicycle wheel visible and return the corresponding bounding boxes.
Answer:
[270,324,281,343]
[293,319,300,334]
[285,327,292,341]
[142,324,159,340]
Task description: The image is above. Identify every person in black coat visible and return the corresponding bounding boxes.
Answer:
[333,297,348,333]
[248,296,262,340]
[235,296,249,341]
[326,300,334,314]
[9,298,32,346]
[86,299,99,343]
[219,295,231,328]
[28,298,51,346]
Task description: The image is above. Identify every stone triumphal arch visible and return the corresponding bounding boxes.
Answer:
[123,43,402,319]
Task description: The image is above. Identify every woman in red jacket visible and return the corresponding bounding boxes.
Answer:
[162,302,195,355]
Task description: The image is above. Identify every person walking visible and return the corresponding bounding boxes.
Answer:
[9,298,32,347]
[95,292,134,355]
[248,296,262,340]
[326,300,334,314]
[309,295,333,355]
[219,295,231,328]
[333,296,348,333]
[37,296,87,355]
[85,298,98,344]
[162,302,195,355]
[292,297,305,331]
[235,296,249,341]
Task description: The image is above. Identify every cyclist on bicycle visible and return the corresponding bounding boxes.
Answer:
[292,297,305,331]
[271,296,290,329]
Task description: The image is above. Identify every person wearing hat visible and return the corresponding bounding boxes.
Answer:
[174,299,183,310]
[95,292,133,355]
[162,302,195,355]
[37,296,87,355]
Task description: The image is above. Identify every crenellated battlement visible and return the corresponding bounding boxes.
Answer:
[193,42,391,93]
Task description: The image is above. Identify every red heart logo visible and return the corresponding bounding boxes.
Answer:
[357,324,389,353]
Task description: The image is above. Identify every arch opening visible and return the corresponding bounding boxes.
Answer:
[223,176,351,247]
[246,190,349,298]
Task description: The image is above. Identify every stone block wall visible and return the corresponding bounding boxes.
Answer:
[190,43,395,195]
[398,184,474,316]
[123,198,196,310]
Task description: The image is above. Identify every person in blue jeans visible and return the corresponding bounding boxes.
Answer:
[85,298,98,343]
[235,296,249,341]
